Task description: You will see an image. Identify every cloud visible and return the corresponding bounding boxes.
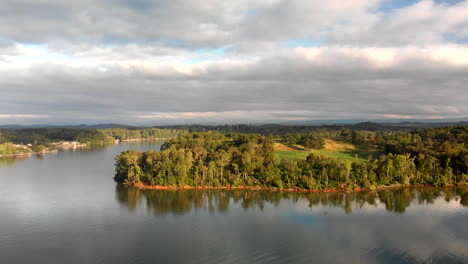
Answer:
[1,44,467,124]
[0,0,467,124]
[383,114,414,119]
[1,0,466,49]
[323,0,468,45]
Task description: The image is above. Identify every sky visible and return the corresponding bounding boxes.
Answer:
[0,0,467,125]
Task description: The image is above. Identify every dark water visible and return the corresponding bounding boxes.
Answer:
[0,142,467,264]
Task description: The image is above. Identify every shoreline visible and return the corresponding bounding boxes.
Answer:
[0,153,34,158]
[123,182,468,193]
[0,149,59,158]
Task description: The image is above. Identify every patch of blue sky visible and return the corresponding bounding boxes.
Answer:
[376,0,418,13]
[246,9,258,16]
[433,0,466,4]
[119,0,158,11]
[185,58,211,64]
[0,36,13,44]
[185,47,228,64]
[194,47,228,55]
[285,36,323,48]
[444,33,468,44]
[376,0,465,13]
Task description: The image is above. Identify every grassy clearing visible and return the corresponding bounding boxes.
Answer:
[274,139,382,162]
[275,150,311,160]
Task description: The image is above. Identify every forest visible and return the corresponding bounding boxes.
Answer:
[0,128,185,155]
[147,121,468,134]
[103,128,187,141]
[114,125,468,191]
[0,142,34,156]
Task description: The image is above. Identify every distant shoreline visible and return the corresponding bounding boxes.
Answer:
[0,140,167,158]
[0,149,58,158]
[0,152,34,158]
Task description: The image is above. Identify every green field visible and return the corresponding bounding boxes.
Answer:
[275,150,311,161]
[274,139,382,162]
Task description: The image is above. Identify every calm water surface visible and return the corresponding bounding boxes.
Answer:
[0,142,467,264]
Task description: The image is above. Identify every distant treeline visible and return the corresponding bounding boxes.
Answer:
[0,128,186,144]
[114,126,468,190]
[104,128,187,141]
[150,121,467,135]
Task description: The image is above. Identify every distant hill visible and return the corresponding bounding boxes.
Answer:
[379,121,468,128]
[61,124,139,129]
[147,122,452,134]
[0,125,26,129]
[1,119,467,131]
[292,118,468,126]
[0,123,142,130]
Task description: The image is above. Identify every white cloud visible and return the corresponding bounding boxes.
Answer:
[0,114,49,118]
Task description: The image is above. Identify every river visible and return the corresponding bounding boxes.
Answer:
[0,142,467,264]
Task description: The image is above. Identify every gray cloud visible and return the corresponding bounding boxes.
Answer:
[1,0,466,48]
[1,47,467,124]
[0,1,467,124]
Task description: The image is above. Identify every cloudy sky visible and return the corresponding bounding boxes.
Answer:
[1,0,467,125]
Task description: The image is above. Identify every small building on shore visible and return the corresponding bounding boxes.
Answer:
[51,141,87,149]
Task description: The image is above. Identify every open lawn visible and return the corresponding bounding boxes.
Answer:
[274,139,382,162]
[275,150,311,160]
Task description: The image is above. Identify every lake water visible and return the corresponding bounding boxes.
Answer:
[0,142,467,264]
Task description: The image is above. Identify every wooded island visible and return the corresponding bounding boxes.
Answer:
[114,125,468,191]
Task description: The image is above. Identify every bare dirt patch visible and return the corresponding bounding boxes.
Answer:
[274,143,297,151]
[323,139,355,151]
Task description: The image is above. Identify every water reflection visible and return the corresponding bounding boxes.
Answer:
[0,156,25,168]
[116,185,468,216]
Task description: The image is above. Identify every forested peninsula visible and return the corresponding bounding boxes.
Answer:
[0,127,185,157]
[114,125,468,191]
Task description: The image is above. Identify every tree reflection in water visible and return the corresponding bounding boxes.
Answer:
[115,185,468,216]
